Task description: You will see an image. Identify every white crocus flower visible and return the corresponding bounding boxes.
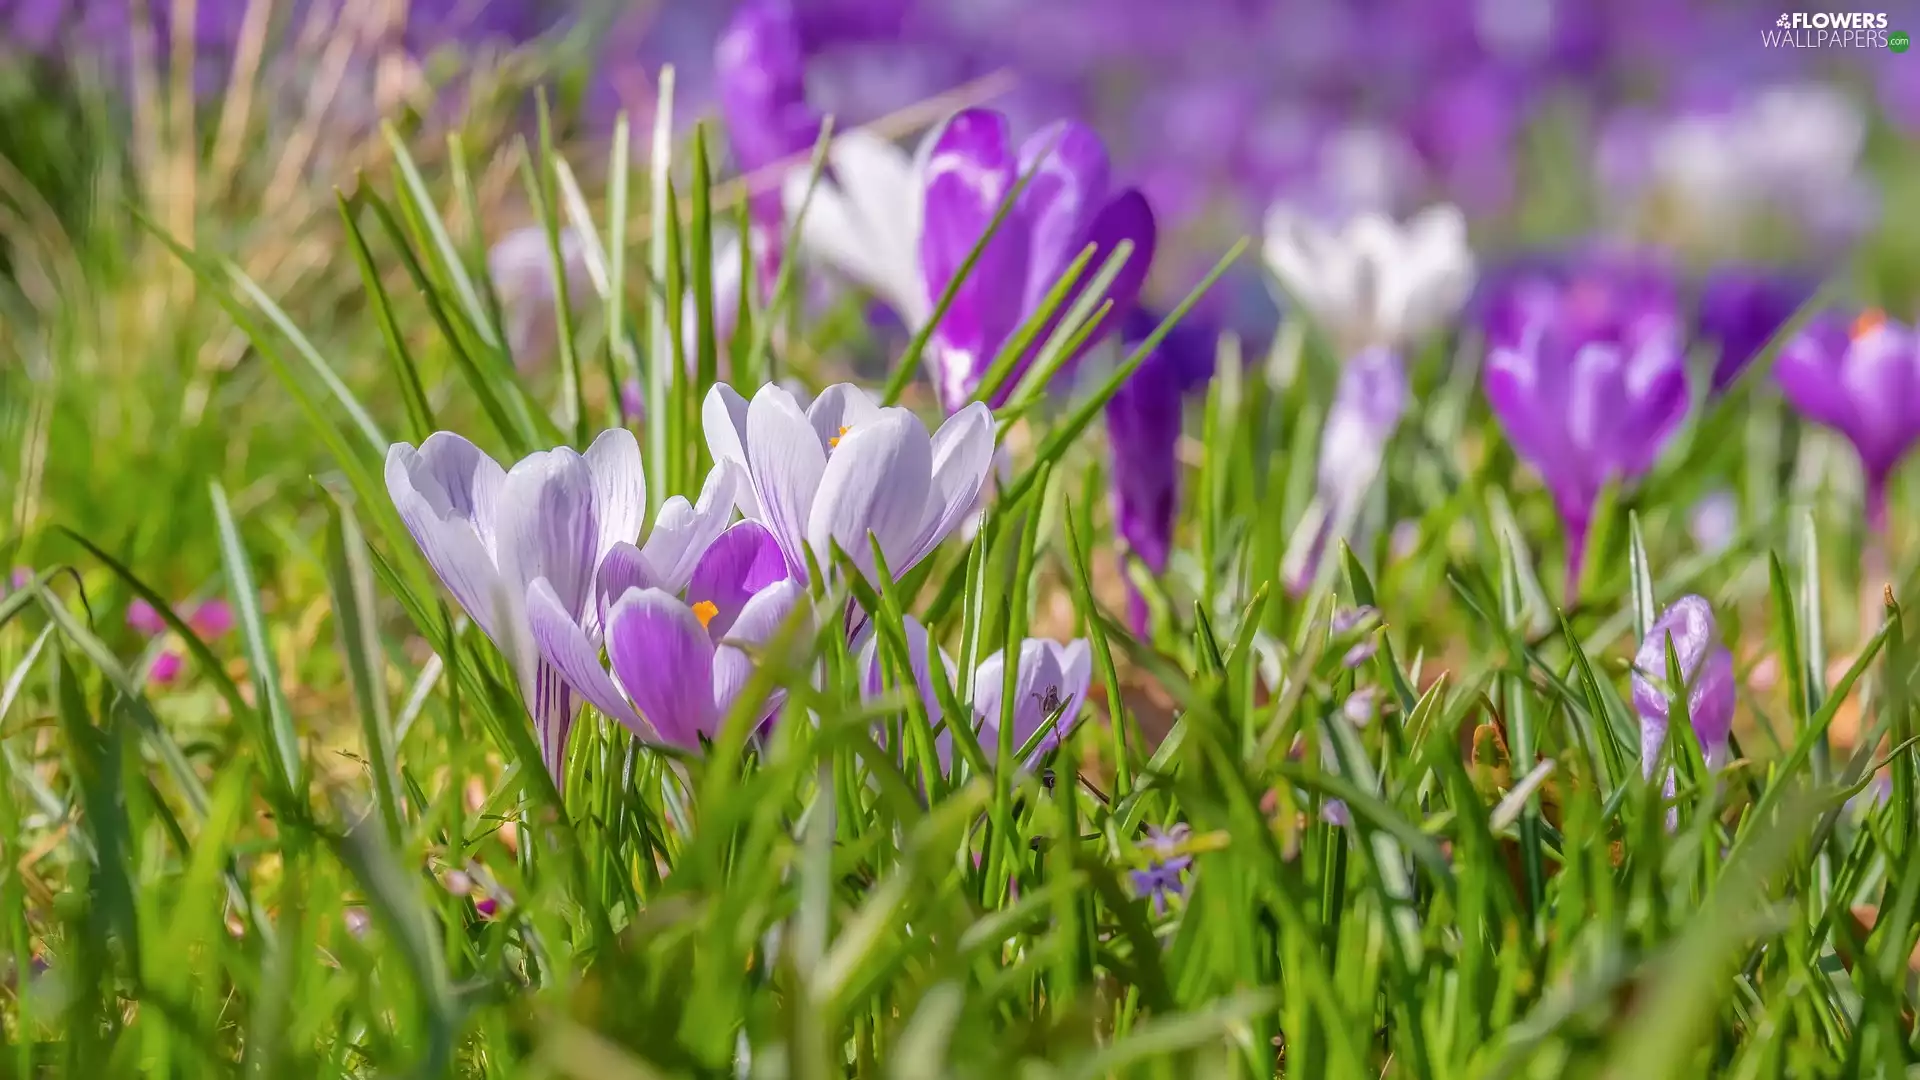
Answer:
[1261,202,1476,352]
[782,128,930,329]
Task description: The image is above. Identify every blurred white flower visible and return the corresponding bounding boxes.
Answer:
[1261,202,1476,352]
[782,128,929,329]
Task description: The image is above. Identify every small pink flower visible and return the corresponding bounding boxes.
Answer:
[343,908,372,939]
[473,896,500,920]
[128,598,167,636]
[188,599,235,639]
[442,870,474,897]
[8,567,31,590]
[149,651,184,685]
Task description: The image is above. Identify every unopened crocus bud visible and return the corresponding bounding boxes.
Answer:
[1282,348,1410,594]
[1631,594,1736,773]
[1774,310,1920,532]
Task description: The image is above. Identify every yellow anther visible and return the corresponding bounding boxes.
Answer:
[828,424,851,449]
[1853,309,1888,341]
[692,600,719,629]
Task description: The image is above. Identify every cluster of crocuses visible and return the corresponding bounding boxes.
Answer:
[388,379,1097,776]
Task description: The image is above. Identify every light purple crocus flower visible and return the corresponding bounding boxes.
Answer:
[702,382,996,585]
[1282,347,1412,595]
[918,107,1155,413]
[716,0,823,292]
[1774,311,1920,533]
[530,520,804,751]
[1631,594,1736,774]
[385,429,736,772]
[489,226,592,371]
[859,615,1091,772]
[1482,259,1690,597]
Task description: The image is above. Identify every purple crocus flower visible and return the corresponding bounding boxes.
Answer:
[1104,308,1217,631]
[1631,595,1736,774]
[702,382,996,585]
[1773,311,1920,532]
[918,108,1156,413]
[716,0,824,292]
[1482,258,1690,596]
[385,429,737,772]
[530,520,803,751]
[1697,266,1812,392]
[1130,823,1192,916]
[128,596,235,686]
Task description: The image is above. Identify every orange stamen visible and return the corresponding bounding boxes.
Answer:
[1853,309,1888,341]
[692,601,719,629]
[828,424,851,449]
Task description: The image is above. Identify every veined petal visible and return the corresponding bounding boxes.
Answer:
[606,589,718,751]
[786,129,927,326]
[584,428,646,563]
[805,383,886,448]
[1056,639,1093,720]
[496,449,601,621]
[687,519,790,638]
[640,464,739,593]
[908,402,996,569]
[392,433,507,552]
[703,383,762,519]
[745,383,829,579]
[806,409,934,581]
[386,442,511,642]
[527,578,648,737]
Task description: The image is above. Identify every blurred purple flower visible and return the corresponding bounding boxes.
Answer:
[1481,255,1690,595]
[386,429,737,772]
[489,227,593,373]
[1774,311,1920,532]
[128,597,167,636]
[702,382,996,585]
[717,0,824,291]
[1282,348,1411,594]
[1688,489,1740,557]
[149,651,185,686]
[1104,308,1216,631]
[1631,594,1736,773]
[1342,686,1380,726]
[1697,266,1812,392]
[7,568,29,591]
[918,108,1155,412]
[1129,823,1191,916]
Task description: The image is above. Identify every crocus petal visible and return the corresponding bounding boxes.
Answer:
[1056,639,1093,718]
[527,578,648,736]
[703,383,763,520]
[639,464,739,593]
[920,109,1030,412]
[711,578,806,724]
[785,129,927,326]
[1631,595,1720,725]
[745,383,830,579]
[805,383,886,449]
[907,402,997,569]
[386,440,511,641]
[188,599,235,639]
[495,449,602,621]
[606,589,718,750]
[806,410,934,581]
[1016,119,1112,313]
[594,541,656,633]
[585,426,647,565]
[128,598,166,636]
[686,519,790,638]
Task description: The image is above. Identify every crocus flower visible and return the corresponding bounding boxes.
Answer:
[859,616,1090,773]
[1104,308,1217,630]
[489,226,593,372]
[1130,823,1192,916]
[702,381,996,584]
[385,429,736,772]
[1482,260,1690,595]
[1773,311,1920,532]
[128,597,235,686]
[1631,594,1736,773]
[1688,490,1740,557]
[918,108,1156,413]
[1281,347,1411,594]
[530,520,804,751]
[783,128,928,328]
[716,0,823,291]
[1697,266,1811,392]
[1261,202,1474,353]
